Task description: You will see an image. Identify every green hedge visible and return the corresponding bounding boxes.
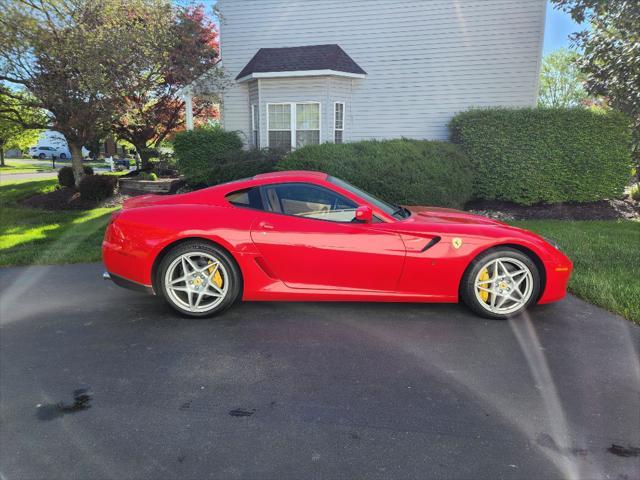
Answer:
[173,126,280,185]
[277,139,474,208]
[449,108,632,205]
[173,126,243,185]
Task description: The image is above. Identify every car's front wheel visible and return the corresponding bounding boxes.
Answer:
[157,241,241,317]
[59,153,67,159]
[38,153,46,159]
[460,248,540,319]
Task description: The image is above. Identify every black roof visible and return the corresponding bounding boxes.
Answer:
[236,44,366,80]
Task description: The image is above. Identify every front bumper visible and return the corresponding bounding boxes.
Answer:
[538,258,573,304]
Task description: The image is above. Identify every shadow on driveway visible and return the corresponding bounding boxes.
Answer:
[1,263,638,479]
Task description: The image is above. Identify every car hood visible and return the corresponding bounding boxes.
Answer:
[404,206,507,227]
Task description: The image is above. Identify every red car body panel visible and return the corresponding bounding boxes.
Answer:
[103,171,572,305]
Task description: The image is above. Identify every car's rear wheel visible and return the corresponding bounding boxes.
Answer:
[38,153,46,159]
[157,241,241,317]
[460,248,540,320]
[59,153,67,159]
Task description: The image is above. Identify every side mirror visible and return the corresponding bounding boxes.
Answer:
[355,205,373,223]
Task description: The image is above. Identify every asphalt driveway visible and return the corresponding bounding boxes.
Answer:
[1,263,639,480]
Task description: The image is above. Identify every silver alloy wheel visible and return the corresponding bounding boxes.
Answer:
[164,252,229,313]
[473,257,534,315]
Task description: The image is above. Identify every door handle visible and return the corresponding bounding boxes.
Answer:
[258,221,275,230]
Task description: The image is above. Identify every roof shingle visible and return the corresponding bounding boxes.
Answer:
[236,44,366,80]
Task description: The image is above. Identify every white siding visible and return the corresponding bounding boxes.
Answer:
[218,0,546,143]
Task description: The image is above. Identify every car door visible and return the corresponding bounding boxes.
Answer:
[249,182,406,292]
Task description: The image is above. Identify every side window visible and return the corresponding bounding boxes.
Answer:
[225,187,263,209]
[262,183,358,222]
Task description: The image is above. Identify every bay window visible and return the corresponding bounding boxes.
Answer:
[267,102,320,151]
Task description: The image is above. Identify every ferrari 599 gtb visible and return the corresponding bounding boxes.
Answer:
[103,171,572,319]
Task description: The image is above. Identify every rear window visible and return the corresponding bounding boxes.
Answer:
[225,187,263,210]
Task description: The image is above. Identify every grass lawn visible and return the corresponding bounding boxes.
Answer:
[513,220,640,325]
[0,177,117,266]
[0,161,56,175]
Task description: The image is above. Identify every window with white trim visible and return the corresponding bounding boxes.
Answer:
[267,102,321,151]
[334,102,345,144]
[251,105,259,148]
[296,103,320,148]
[268,103,292,151]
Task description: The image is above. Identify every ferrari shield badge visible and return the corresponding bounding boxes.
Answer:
[452,237,463,249]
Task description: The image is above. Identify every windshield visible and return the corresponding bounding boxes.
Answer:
[328,176,410,220]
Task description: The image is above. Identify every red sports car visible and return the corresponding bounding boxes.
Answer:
[103,171,572,319]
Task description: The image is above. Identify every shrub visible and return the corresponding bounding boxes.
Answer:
[151,153,178,177]
[57,166,94,187]
[173,126,244,185]
[136,172,159,181]
[449,108,632,205]
[277,139,473,208]
[631,183,640,201]
[58,167,75,187]
[211,148,282,184]
[78,174,117,202]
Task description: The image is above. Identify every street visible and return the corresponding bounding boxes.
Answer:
[1,263,639,479]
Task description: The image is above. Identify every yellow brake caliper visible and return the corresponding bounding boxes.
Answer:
[478,268,490,303]
[208,263,223,288]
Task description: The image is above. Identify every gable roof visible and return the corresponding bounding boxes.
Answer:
[236,44,367,82]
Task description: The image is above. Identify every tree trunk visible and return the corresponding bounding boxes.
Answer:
[134,143,151,170]
[0,148,5,167]
[69,143,84,187]
[134,150,142,171]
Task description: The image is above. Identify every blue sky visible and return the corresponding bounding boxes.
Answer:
[543,1,583,54]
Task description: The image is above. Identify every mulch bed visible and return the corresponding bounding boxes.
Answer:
[467,198,640,221]
[21,187,130,211]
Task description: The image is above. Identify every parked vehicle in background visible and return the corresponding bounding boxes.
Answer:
[28,130,90,160]
[29,145,72,160]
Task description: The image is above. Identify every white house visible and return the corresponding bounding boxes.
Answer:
[187,0,546,150]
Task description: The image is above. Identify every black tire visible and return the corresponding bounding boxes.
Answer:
[156,241,242,318]
[59,153,67,159]
[460,247,541,320]
[38,153,46,159]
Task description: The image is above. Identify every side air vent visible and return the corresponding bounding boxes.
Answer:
[254,256,277,279]
[420,236,441,253]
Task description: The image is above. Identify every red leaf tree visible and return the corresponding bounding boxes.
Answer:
[113,5,225,168]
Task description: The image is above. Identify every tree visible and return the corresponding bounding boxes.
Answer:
[538,48,588,107]
[112,5,224,169]
[0,90,47,166]
[0,0,176,185]
[551,0,640,163]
